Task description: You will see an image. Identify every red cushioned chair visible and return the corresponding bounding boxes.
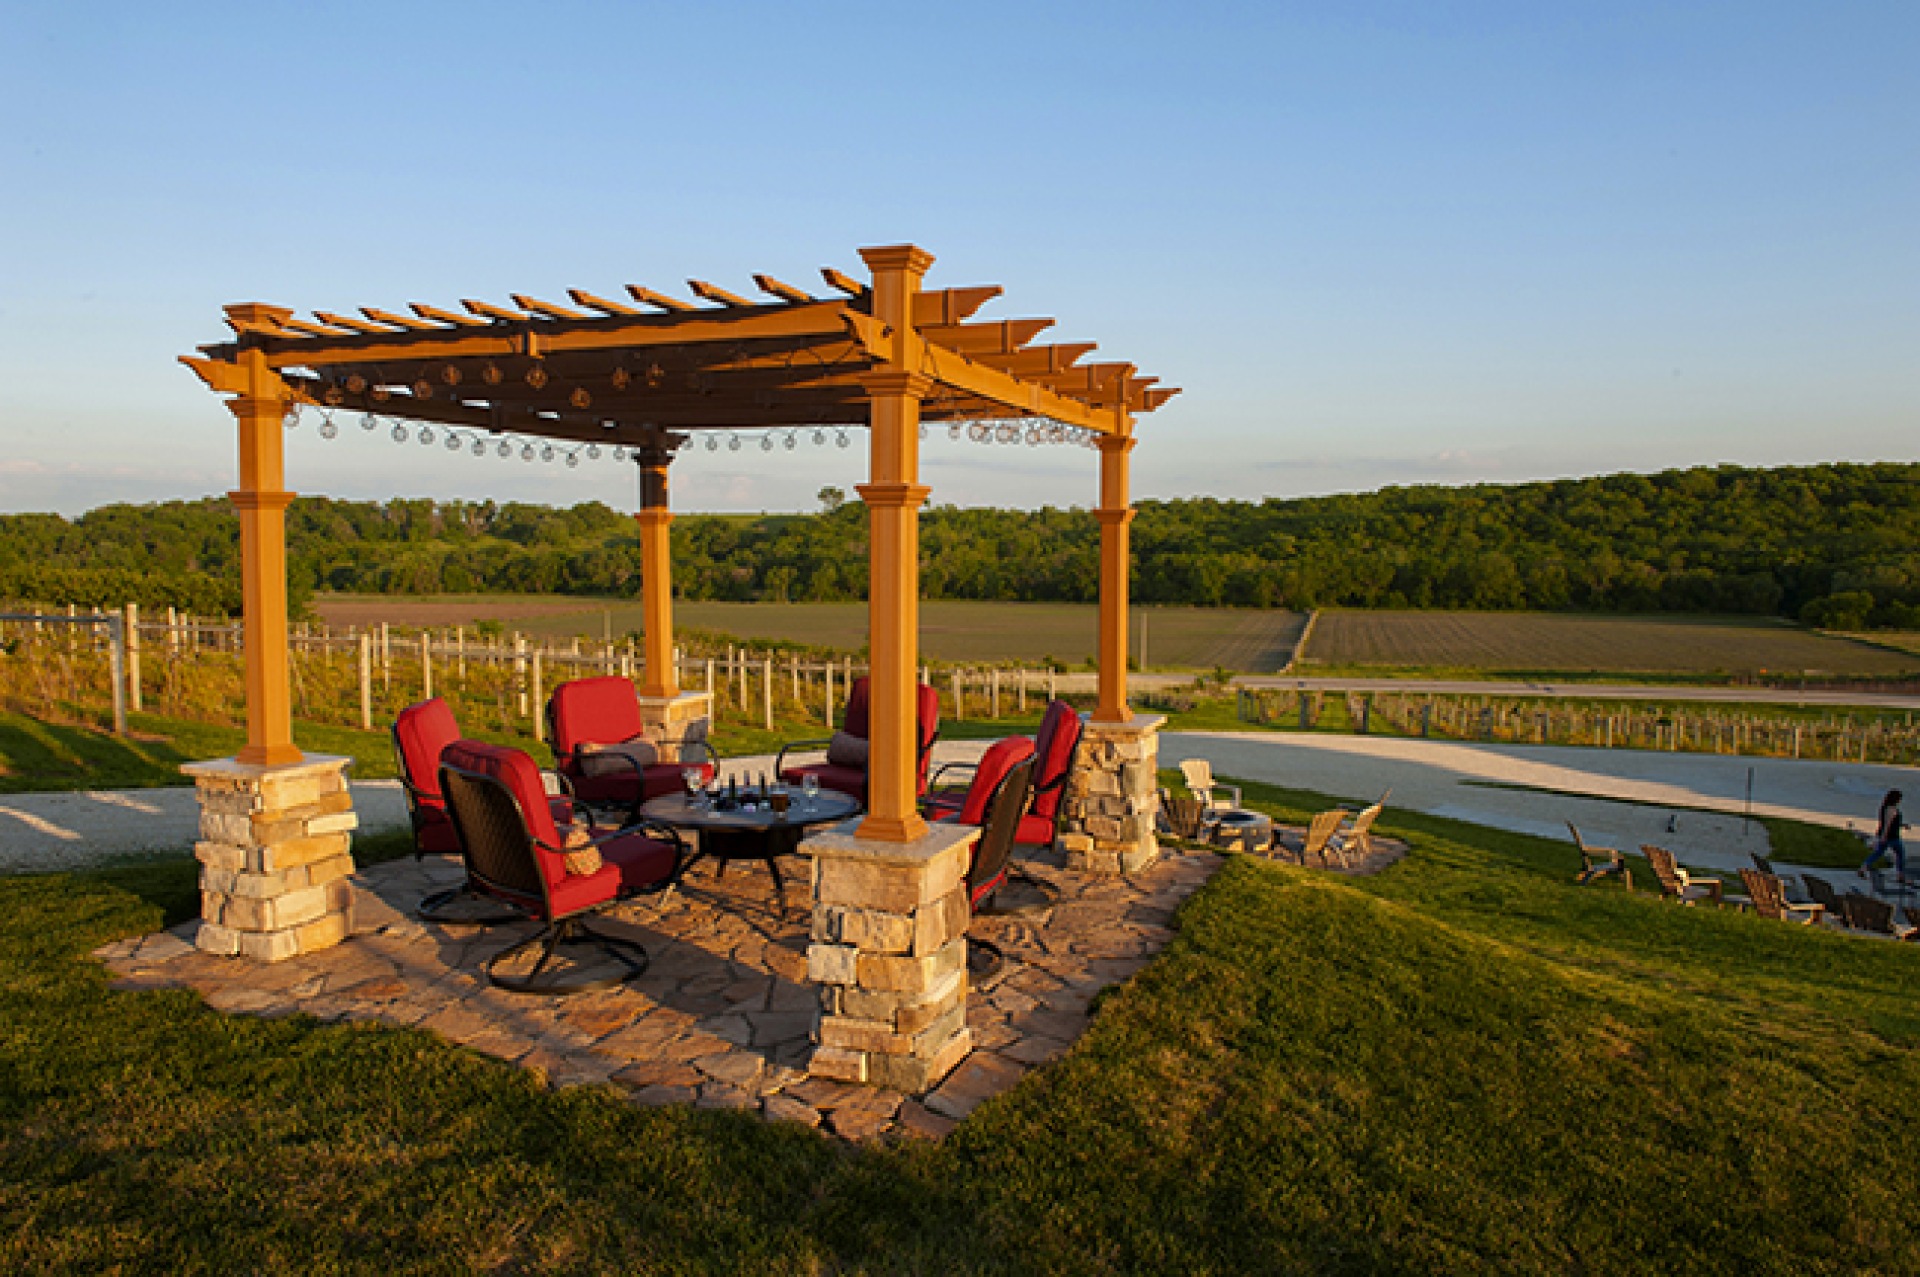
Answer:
[1019,699,1084,848]
[394,697,578,924]
[438,739,688,995]
[776,677,941,804]
[547,676,717,824]
[961,755,1036,977]
[924,735,1036,825]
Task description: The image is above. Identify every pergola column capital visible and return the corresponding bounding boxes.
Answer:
[633,507,674,528]
[858,244,936,278]
[229,489,296,513]
[1093,506,1135,527]
[860,370,935,399]
[1095,433,1137,456]
[854,481,931,511]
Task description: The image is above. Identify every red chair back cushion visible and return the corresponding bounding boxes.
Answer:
[550,676,644,752]
[440,739,567,887]
[1028,699,1083,821]
[956,736,1036,826]
[394,697,461,800]
[843,677,872,739]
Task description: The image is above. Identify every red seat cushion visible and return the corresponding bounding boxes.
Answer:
[935,736,1035,827]
[780,762,869,803]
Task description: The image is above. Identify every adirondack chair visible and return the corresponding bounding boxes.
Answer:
[1738,868,1823,926]
[1802,873,1846,920]
[1748,853,1810,902]
[1300,808,1350,868]
[1158,790,1211,841]
[1330,794,1390,861]
[1569,823,1631,889]
[1839,893,1918,940]
[1642,845,1724,906]
[1178,759,1241,826]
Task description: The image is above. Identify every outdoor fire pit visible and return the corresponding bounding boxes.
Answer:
[1209,809,1273,854]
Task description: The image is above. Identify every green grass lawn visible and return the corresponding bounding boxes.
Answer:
[6,776,1920,1272]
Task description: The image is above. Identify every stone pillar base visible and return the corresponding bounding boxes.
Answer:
[1058,713,1166,874]
[182,754,357,962]
[637,690,714,763]
[802,818,980,1092]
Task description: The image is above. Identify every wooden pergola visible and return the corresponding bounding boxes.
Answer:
[183,244,1177,846]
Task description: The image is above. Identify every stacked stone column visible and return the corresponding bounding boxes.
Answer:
[184,754,358,962]
[635,690,714,764]
[804,821,980,1091]
[1058,713,1166,874]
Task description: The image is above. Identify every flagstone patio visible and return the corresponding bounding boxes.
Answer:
[94,828,1405,1142]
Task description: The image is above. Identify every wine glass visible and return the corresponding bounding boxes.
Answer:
[683,766,704,806]
[802,773,820,806]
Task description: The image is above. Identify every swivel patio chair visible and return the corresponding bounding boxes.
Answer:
[924,735,1036,825]
[1738,868,1823,926]
[960,755,1037,978]
[1018,699,1084,848]
[439,739,690,995]
[394,697,571,925]
[1642,845,1724,906]
[777,676,941,804]
[547,676,717,824]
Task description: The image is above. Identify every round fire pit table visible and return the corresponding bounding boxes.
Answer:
[1209,809,1273,854]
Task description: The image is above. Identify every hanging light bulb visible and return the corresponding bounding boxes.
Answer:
[441,364,462,385]
[411,378,434,400]
[521,443,536,461]
[728,434,741,451]
[784,432,797,450]
[370,383,391,403]
[471,438,487,457]
[323,384,345,407]
[418,427,435,445]
[318,417,339,440]
[445,434,462,452]
[497,439,512,458]
[541,444,555,462]
[812,428,826,446]
[760,435,774,452]
[610,367,631,391]
[705,435,719,452]
[391,423,409,443]
[345,373,368,395]
[836,430,850,448]
[361,413,378,431]
[570,388,592,409]
[586,443,600,460]
[482,363,503,386]
[565,452,579,468]
[949,422,963,440]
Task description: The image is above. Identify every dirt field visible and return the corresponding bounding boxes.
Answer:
[310,595,1307,669]
[1304,611,1920,676]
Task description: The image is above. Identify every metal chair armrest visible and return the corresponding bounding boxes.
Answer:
[775,738,834,776]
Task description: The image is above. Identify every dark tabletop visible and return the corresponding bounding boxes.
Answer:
[639,789,861,833]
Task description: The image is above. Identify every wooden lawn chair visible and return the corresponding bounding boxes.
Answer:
[1569,823,1631,889]
[1331,795,1389,861]
[1749,853,1810,902]
[1738,869,1823,926]
[1300,808,1349,868]
[1802,873,1846,920]
[1839,893,1918,940]
[1157,789,1211,841]
[1641,845,1724,906]
[1178,759,1241,827]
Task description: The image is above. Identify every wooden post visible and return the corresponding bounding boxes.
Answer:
[420,632,433,699]
[792,655,801,705]
[825,661,835,729]
[379,622,391,695]
[357,632,373,730]
[1093,433,1136,723]
[1017,669,1026,713]
[219,337,300,765]
[990,669,1001,720]
[635,446,680,700]
[123,602,142,713]
[167,605,180,654]
[763,656,774,731]
[532,651,545,741]
[456,625,467,679]
[952,670,965,722]
[514,633,528,719]
[106,611,127,737]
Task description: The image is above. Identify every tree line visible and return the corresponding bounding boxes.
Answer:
[1,462,1915,628]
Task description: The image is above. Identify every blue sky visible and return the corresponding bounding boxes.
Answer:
[1,1,1913,516]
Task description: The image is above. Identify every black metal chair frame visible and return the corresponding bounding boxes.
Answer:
[964,756,1037,979]
[438,760,687,995]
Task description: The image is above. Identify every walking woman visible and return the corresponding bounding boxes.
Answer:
[1860,789,1907,883]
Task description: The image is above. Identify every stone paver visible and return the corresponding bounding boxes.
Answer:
[95,826,1258,1142]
